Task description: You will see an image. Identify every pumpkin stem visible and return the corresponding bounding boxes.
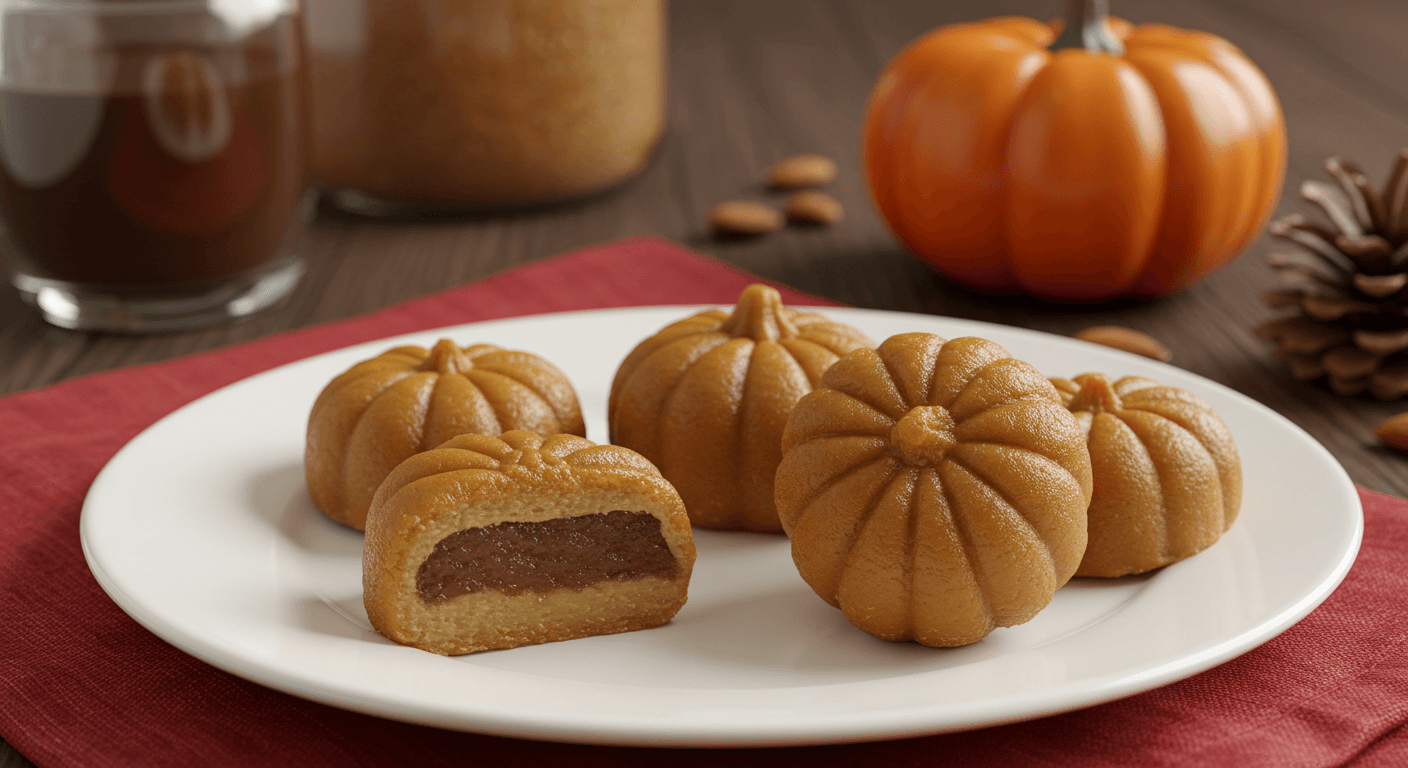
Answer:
[890,406,957,466]
[422,339,471,374]
[720,283,798,342]
[1049,0,1124,56]
[1067,374,1124,414]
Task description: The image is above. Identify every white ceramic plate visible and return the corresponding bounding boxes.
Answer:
[81,306,1362,748]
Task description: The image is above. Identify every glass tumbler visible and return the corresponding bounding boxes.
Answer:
[0,0,310,332]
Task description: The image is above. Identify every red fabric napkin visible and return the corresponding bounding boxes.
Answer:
[1,236,1405,768]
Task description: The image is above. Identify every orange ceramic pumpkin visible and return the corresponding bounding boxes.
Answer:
[863,0,1286,302]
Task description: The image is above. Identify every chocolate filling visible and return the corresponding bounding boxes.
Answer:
[416,510,679,602]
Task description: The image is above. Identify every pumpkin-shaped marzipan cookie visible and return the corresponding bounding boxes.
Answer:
[364,430,696,656]
[1050,373,1241,578]
[776,333,1093,647]
[609,283,874,532]
[306,339,584,531]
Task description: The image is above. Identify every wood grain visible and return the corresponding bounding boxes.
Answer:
[3,0,1406,764]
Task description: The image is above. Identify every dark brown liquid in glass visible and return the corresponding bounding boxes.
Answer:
[0,46,306,288]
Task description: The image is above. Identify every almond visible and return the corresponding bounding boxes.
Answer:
[1073,325,1173,362]
[1375,412,1408,452]
[709,200,783,236]
[765,154,837,189]
[784,190,843,225]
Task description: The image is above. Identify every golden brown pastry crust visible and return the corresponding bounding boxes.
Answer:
[608,284,874,531]
[306,339,584,530]
[776,333,1092,647]
[363,430,696,656]
[1051,373,1242,578]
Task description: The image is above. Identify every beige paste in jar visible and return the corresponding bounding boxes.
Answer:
[304,0,666,206]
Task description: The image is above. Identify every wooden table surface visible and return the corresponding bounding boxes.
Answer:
[2,0,1405,764]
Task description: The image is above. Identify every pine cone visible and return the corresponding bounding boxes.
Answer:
[1253,151,1408,399]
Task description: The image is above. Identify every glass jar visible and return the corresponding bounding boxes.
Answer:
[303,0,666,213]
[0,0,310,332]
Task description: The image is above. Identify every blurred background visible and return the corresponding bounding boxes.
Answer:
[1,1,1404,467]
